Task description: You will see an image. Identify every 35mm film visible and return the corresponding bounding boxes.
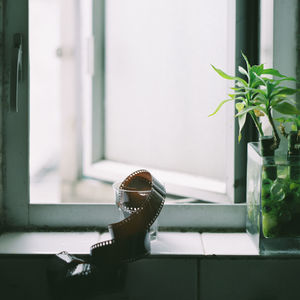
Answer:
[56,169,166,275]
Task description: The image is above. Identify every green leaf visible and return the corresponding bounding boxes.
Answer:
[253,98,266,105]
[252,72,266,85]
[251,89,268,104]
[241,52,251,72]
[231,97,247,102]
[229,91,248,98]
[208,99,234,117]
[211,65,247,86]
[262,68,286,77]
[229,94,247,100]
[274,77,296,84]
[273,102,300,115]
[265,80,276,98]
[230,87,244,91]
[271,87,298,97]
[249,70,257,86]
[211,65,235,80]
[251,64,264,76]
[235,102,245,112]
[235,105,266,117]
[270,98,286,107]
[255,94,268,104]
[252,88,267,97]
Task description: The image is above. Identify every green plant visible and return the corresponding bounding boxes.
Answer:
[212,54,300,242]
[209,53,300,152]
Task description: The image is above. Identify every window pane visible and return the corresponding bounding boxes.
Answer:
[105,0,230,182]
[29,0,233,204]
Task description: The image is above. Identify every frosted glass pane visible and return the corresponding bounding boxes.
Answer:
[105,0,230,181]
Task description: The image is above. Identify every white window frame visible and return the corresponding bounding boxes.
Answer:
[3,0,288,230]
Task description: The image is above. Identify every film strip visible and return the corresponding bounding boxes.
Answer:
[56,169,166,278]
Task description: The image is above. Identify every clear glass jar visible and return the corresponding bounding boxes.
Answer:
[113,181,159,240]
[246,142,300,254]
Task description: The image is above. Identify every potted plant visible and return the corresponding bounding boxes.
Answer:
[210,53,300,254]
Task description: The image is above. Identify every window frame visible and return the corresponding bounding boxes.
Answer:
[2,0,267,229]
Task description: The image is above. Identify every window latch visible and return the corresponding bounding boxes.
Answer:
[10,33,23,113]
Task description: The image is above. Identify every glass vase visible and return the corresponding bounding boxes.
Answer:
[113,181,159,240]
[246,142,300,255]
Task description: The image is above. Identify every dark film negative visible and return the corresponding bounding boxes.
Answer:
[48,170,166,299]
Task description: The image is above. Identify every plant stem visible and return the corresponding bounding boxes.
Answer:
[247,89,264,137]
[267,109,280,150]
[260,136,277,180]
[249,111,264,136]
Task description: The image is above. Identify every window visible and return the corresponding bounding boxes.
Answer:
[30,0,236,205]
[4,0,296,229]
[83,0,234,203]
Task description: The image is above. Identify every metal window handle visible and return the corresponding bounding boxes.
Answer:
[10,33,23,112]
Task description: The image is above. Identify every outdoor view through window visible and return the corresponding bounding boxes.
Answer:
[30,0,232,204]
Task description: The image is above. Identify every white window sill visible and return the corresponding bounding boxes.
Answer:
[0,231,258,256]
[28,203,247,229]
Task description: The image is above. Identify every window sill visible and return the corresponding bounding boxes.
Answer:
[28,203,247,229]
[0,231,258,256]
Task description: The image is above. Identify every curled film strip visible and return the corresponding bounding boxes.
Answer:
[55,169,166,277]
